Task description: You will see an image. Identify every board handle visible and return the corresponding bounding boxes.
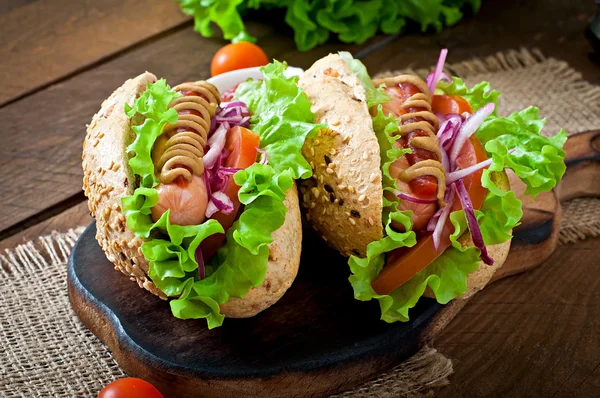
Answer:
[557,130,600,201]
[493,130,600,283]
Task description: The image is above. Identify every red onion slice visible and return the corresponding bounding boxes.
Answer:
[430,186,455,250]
[257,148,268,165]
[203,125,228,168]
[446,158,493,185]
[426,49,449,93]
[195,246,205,280]
[449,103,495,165]
[396,191,437,204]
[454,179,494,265]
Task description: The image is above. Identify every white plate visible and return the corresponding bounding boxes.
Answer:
[207,66,304,94]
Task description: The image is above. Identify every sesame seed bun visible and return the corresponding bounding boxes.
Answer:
[298,54,384,257]
[83,72,302,318]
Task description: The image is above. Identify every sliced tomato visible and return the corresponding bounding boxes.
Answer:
[432,95,473,115]
[371,135,488,295]
[200,126,260,260]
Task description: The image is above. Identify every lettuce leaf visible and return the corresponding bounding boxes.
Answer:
[348,75,565,323]
[176,0,480,51]
[121,77,306,328]
[235,60,324,179]
[339,51,389,108]
[436,77,501,113]
[477,107,567,199]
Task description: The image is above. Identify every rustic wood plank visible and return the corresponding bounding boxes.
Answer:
[0,201,90,252]
[435,236,600,397]
[0,23,373,237]
[0,0,191,106]
[361,0,598,84]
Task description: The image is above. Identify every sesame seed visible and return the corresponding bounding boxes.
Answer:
[322,208,327,215]
[351,210,361,218]
[370,173,378,183]
[348,186,355,193]
[332,120,341,126]
[326,168,334,174]
[310,202,316,209]
[358,194,366,202]
[338,184,346,190]
[311,187,320,198]
[343,136,350,144]
[339,199,345,206]
[329,148,336,155]
[329,162,336,169]
[311,147,315,156]
[319,163,326,168]
[310,161,315,169]
[322,195,328,203]
[368,217,374,226]
[315,139,321,145]
[349,218,356,225]
[324,155,332,165]
[324,184,334,193]
[319,175,324,184]
[363,152,369,160]
[318,130,322,137]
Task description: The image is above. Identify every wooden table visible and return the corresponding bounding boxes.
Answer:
[2,0,599,396]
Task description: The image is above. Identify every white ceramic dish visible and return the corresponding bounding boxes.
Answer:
[207,66,304,94]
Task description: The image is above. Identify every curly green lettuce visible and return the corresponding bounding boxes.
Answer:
[121,73,312,328]
[235,60,324,179]
[175,0,482,51]
[345,59,565,322]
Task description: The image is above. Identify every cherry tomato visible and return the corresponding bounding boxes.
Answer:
[371,135,488,295]
[97,378,163,398]
[200,126,260,259]
[211,42,269,77]
[432,95,473,115]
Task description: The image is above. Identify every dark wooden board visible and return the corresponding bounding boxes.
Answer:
[68,223,444,398]
[67,130,600,397]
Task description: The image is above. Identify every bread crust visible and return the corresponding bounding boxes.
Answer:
[219,183,302,318]
[83,73,302,317]
[298,54,384,257]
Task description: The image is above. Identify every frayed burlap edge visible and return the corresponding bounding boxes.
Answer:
[0,227,85,277]
[0,228,452,397]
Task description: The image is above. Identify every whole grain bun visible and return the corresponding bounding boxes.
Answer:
[298,54,384,257]
[83,72,302,317]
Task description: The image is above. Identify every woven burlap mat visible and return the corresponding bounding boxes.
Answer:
[1,49,599,397]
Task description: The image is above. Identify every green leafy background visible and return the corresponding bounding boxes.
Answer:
[176,0,482,51]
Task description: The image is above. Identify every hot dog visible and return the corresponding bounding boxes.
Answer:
[298,51,566,323]
[83,72,306,327]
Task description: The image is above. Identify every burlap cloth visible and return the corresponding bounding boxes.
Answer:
[1,49,599,397]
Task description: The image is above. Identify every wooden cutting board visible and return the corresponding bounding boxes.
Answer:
[67,130,600,398]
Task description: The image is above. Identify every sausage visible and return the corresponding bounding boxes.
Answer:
[150,81,220,225]
[373,75,445,231]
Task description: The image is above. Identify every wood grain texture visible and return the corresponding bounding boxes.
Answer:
[0,0,191,106]
[0,201,90,252]
[0,22,375,237]
[435,236,600,397]
[559,130,600,201]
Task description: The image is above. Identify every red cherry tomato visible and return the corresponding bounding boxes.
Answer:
[211,42,269,77]
[432,95,473,115]
[97,378,163,398]
[200,126,260,259]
